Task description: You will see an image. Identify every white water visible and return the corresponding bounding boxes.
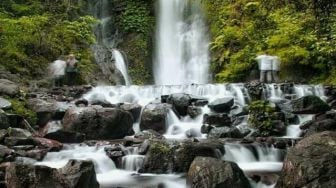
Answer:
[36,144,186,188]
[155,0,210,85]
[223,144,283,173]
[122,148,145,171]
[112,49,131,85]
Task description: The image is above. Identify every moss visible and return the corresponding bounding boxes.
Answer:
[142,141,173,173]
[5,98,37,126]
[248,100,278,136]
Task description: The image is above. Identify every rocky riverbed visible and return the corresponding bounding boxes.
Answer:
[0,79,335,188]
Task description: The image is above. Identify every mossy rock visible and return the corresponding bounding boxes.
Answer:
[290,95,331,114]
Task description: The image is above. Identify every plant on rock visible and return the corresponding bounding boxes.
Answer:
[248,100,278,136]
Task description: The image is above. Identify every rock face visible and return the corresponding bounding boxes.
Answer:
[6,160,99,188]
[276,131,336,188]
[63,106,134,140]
[208,97,234,113]
[187,157,251,188]
[290,95,330,114]
[245,80,263,101]
[0,79,19,97]
[140,103,172,134]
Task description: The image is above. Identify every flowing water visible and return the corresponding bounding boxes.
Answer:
[154,0,210,85]
[112,49,131,85]
[35,0,328,187]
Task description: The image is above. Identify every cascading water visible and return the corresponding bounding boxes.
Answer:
[112,49,131,85]
[154,0,210,85]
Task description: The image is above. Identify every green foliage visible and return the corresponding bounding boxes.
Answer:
[0,1,97,83]
[202,0,336,83]
[118,0,154,34]
[248,100,277,136]
[5,98,37,125]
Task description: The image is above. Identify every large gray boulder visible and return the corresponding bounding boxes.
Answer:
[276,131,336,188]
[187,157,251,188]
[0,79,19,97]
[290,95,330,114]
[166,93,192,116]
[208,97,234,113]
[63,106,134,140]
[6,160,99,188]
[27,98,61,127]
[140,103,172,134]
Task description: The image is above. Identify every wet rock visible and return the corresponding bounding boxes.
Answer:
[4,137,35,147]
[174,140,224,172]
[166,93,192,116]
[245,80,263,101]
[138,139,150,155]
[6,160,99,188]
[0,129,8,142]
[104,144,126,168]
[74,98,89,107]
[119,103,142,121]
[0,79,19,97]
[187,106,202,118]
[0,145,15,162]
[8,128,32,138]
[300,117,336,137]
[290,95,330,114]
[140,141,173,173]
[32,137,63,151]
[187,157,251,188]
[63,106,134,140]
[192,99,209,107]
[0,97,11,110]
[16,149,48,161]
[203,113,231,127]
[208,127,243,139]
[208,97,234,113]
[200,124,214,134]
[44,130,85,143]
[276,131,336,188]
[59,160,100,188]
[140,103,172,134]
[134,130,164,140]
[27,98,59,127]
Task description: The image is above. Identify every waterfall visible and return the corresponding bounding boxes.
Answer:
[112,49,131,85]
[155,0,210,85]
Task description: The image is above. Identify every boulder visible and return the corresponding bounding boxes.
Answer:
[276,131,336,188]
[166,93,192,116]
[8,128,32,138]
[119,103,142,121]
[6,160,99,188]
[63,106,134,140]
[245,81,263,101]
[58,160,99,188]
[0,79,19,97]
[0,97,11,110]
[44,130,85,143]
[208,97,234,113]
[27,98,60,127]
[140,141,173,173]
[203,113,231,127]
[300,117,336,137]
[173,140,224,172]
[140,103,172,134]
[208,127,244,139]
[187,157,251,188]
[290,95,330,114]
[32,137,63,151]
[4,137,35,147]
[187,106,202,118]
